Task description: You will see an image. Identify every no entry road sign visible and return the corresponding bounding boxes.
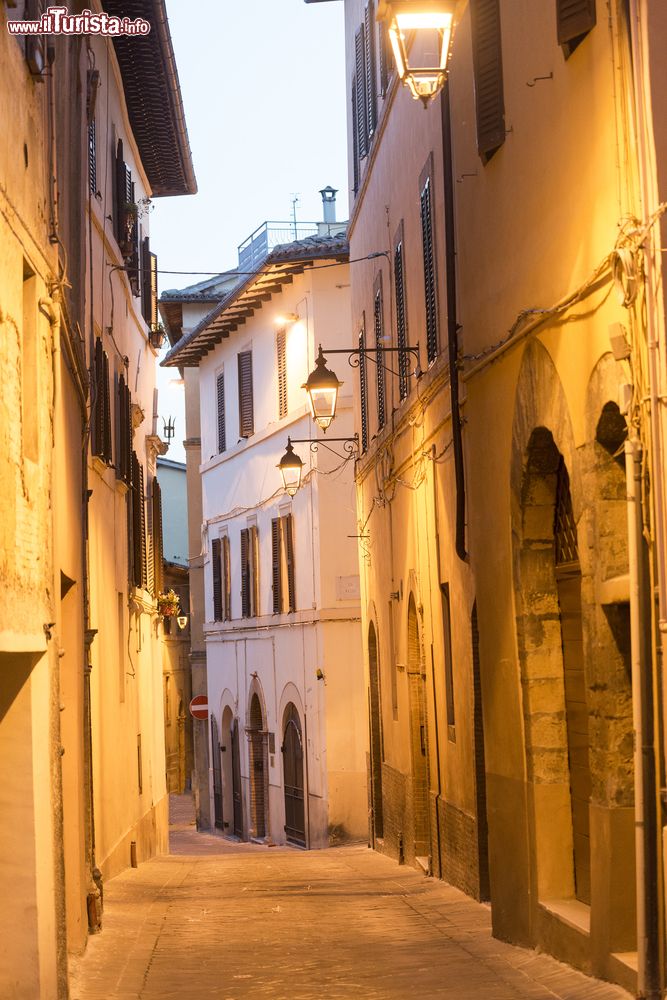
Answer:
[189,695,209,721]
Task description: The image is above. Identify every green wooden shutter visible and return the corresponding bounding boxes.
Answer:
[470,0,506,162]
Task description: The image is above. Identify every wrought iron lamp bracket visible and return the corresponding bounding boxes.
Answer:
[321,343,422,379]
[289,435,359,459]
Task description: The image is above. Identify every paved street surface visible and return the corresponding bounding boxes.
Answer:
[70,796,631,1000]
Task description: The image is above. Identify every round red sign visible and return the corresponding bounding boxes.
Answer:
[189,695,209,721]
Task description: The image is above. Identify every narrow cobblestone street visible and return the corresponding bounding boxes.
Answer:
[68,797,632,1000]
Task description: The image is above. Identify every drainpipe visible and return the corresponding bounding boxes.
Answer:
[626,436,661,999]
[440,84,466,561]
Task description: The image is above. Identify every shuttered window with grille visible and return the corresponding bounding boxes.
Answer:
[420,176,438,363]
[374,281,386,431]
[271,518,282,614]
[141,237,158,330]
[92,338,112,463]
[88,119,96,195]
[212,537,223,621]
[470,0,506,162]
[277,330,288,419]
[152,478,164,597]
[364,1,377,137]
[394,238,410,401]
[556,0,596,56]
[222,535,231,620]
[355,26,368,160]
[238,350,254,438]
[359,324,369,452]
[116,373,131,485]
[216,371,226,453]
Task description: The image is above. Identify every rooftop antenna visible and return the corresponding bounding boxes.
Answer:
[163,415,175,445]
[290,193,300,239]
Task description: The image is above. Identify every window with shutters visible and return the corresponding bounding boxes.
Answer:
[141,237,158,330]
[420,172,439,364]
[271,516,295,614]
[129,451,147,589]
[374,279,386,431]
[359,323,369,452]
[216,371,226,454]
[222,535,231,620]
[364,2,377,138]
[88,119,97,195]
[92,338,112,464]
[277,329,288,419]
[394,234,410,401]
[441,583,456,733]
[470,0,506,163]
[152,478,164,597]
[379,17,392,95]
[556,0,596,57]
[238,350,254,438]
[240,525,260,618]
[352,77,360,194]
[116,372,131,485]
[212,537,223,621]
[355,26,368,161]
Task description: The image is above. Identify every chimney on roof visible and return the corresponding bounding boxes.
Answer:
[320,186,337,224]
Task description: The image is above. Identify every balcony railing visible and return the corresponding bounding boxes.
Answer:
[237,220,345,271]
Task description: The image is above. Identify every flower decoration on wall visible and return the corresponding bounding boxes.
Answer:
[157,589,180,618]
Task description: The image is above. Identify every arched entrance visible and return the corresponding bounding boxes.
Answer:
[407,595,430,864]
[282,703,306,846]
[515,427,592,904]
[211,714,223,830]
[368,621,384,843]
[248,693,268,839]
[231,718,243,838]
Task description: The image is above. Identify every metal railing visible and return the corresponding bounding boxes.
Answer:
[237,220,345,271]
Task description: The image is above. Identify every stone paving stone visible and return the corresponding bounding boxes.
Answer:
[69,796,633,1000]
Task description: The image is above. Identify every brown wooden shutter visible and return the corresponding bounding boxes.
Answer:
[359,324,369,452]
[138,461,147,589]
[394,240,409,400]
[141,237,157,329]
[379,18,391,95]
[114,139,125,244]
[93,339,111,462]
[364,2,377,137]
[352,77,360,193]
[240,528,251,618]
[152,478,164,597]
[374,282,386,431]
[355,26,368,159]
[130,452,144,588]
[116,376,131,485]
[441,583,455,727]
[556,0,596,53]
[470,0,506,162]
[284,515,296,613]
[238,351,254,438]
[222,535,231,620]
[88,119,96,195]
[212,537,222,621]
[277,330,287,419]
[271,518,282,614]
[216,372,226,453]
[420,176,438,363]
[249,525,259,617]
[102,350,112,462]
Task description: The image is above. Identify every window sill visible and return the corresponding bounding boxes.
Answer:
[539,898,590,935]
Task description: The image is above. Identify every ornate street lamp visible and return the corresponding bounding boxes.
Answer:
[302,346,343,432]
[277,438,305,497]
[377,0,462,107]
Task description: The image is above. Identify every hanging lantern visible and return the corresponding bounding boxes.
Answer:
[302,346,343,432]
[277,438,305,497]
[377,0,461,107]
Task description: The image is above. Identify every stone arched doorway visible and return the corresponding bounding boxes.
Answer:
[282,703,306,846]
[248,693,268,839]
[515,427,592,903]
[211,714,223,830]
[368,620,384,843]
[407,594,430,865]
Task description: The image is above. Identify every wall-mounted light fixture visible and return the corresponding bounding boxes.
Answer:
[278,434,359,496]
[377,0,463,107]
[176,615,188,630]
[274,312,299,328]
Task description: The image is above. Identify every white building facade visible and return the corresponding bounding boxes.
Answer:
[164,229,367,848]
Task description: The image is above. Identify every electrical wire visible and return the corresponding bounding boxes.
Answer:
[152,253,389,279]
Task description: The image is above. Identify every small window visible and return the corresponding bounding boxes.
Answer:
[556,0,596,57]
[277,330,287,419]
[373,277,386,431]
[470,0,506,162]
[358,322,369,452]
[394,235,410,401]
[238,350,254,438]
[216,371,226,453]
[420,172,439,364]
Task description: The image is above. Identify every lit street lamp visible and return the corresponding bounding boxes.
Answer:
[302,346,343,432]
[377,0,462,107]
[277,438,305,497]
